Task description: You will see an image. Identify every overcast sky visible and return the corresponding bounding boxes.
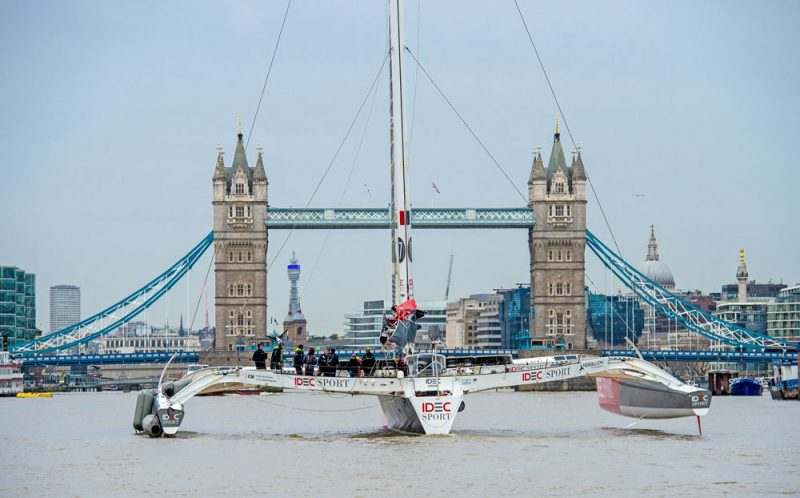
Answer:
[1,0,798,335]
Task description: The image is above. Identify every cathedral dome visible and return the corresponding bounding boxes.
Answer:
[638,226,675,289]
[639,259,675,289]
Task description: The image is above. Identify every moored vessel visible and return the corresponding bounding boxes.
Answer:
[0,351,24,397]
[730,378,762,396]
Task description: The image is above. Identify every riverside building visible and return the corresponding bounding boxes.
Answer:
[767,285,800,343]
[0,266,36,349]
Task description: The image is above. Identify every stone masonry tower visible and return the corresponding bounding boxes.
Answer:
[282,252,307,345]
[737,248,748,302]
[212,120,268,351]
[528,117,588,349]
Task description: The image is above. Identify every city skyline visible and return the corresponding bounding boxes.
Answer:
[1,1,798,334]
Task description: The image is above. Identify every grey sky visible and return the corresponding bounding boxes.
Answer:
[1,0,798,335]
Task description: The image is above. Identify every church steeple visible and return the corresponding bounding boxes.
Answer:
[647,225,660,261]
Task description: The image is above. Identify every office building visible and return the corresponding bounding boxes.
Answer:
[50,285,80,333]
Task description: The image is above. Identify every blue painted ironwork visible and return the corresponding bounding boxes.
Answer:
[21,351,200,367]
[586,229,799,350]
[265,207,535,229]
[11,233,214,357]
[603,349,795,363]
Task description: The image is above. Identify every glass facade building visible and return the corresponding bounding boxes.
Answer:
[498,285,531,349]
[586,292,644,346]
[0,266,36,349]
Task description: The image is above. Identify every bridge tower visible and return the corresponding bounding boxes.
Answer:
[212,123,268,351]
[528,117,588,349]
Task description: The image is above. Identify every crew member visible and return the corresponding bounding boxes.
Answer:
[347,353,361,378]
[252,343,268,370]
[361,347,375,376]
[293,346,305,375]
[329,348,340,377]
[318,348,330,377]
[270,343,283,371]
[304,347,318,376]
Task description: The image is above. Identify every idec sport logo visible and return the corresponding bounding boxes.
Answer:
[294,377,315,387]
[421,401,452,413]
[522,371,543,382]
[420,401,452,421]
[691,394,710,407]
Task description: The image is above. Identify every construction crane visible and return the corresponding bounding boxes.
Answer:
[444,254,454,302]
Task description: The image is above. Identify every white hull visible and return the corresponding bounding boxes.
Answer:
[135,353,712,437]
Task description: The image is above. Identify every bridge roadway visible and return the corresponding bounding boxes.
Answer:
[602,349,797,363]
[265,207,535,229]
[23,348,798,367]
[21,348,521,367]
[21,351,200,367]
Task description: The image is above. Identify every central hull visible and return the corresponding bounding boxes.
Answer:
[377,392,462,435]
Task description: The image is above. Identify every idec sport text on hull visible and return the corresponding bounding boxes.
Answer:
[546,367,572,379]
[293,377,350,389]
[421,401,452,421]
[522,371,543,382]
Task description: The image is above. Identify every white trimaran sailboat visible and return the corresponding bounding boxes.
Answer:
[133,0,712,437]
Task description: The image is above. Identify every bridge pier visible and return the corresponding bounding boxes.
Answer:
[212,130,269,352]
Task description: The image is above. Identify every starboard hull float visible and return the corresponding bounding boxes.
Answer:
[596,377,711,419]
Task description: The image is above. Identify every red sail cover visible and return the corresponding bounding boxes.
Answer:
[391,298,417,321]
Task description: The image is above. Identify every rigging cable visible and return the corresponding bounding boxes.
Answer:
[246,0,293,150]
[404,47,528,204]
[267,52,391,272]
[512,0,623,257]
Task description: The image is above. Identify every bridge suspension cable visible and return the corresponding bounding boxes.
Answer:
[11,232,214,356]
[586,229,798,350]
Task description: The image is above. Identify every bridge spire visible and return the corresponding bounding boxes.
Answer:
[231,117,250,177]
[254,144,267,181]
[213,145,226,181]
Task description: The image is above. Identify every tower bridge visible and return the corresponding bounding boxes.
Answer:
[9,122,797,361]
[212,122,588,352]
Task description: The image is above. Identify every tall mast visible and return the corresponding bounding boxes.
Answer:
[389,0,413,305]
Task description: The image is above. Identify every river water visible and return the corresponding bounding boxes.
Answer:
[1,391,796,497]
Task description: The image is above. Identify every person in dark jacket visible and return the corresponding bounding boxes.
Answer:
[304,348,317,376]
[318,349,330,377]
[361,348,375,376]
[293,346,304,375]
[347,354,361,378]
[328,348,340,377]
[252,343,268,370]
[270,343,283,371]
